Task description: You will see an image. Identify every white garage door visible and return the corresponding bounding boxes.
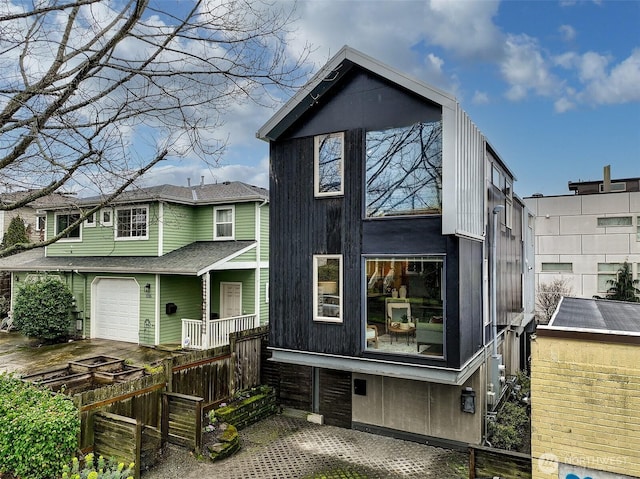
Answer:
[93,278,139,343]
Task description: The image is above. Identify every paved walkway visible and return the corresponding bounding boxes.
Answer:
[142,412,468,479]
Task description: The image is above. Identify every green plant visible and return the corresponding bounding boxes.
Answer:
[61,454,134,479]
[13,276,74,341]
[606,261,640,302]
[0,373,80,479]
[0,215,30,253]
[0,296,9,318]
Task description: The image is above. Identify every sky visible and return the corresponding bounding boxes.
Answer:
[143,0,640,199]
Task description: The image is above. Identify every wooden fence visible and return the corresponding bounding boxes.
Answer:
[469,445,532,479]
[78,326,269,471]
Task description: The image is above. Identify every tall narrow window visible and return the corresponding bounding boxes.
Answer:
[214,206,234,240]
[84,212,96,228]
[597,263,622,293]
[314,132,344,197]
[313,255,342,323]
[55,212,81,240]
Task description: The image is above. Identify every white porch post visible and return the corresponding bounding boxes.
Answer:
[202,272,211,349]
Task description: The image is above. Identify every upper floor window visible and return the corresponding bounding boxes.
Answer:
[597,263,622,293]
[599,182,626,193]
[541,262,573,273]
[101,208,113,227]
[314,132,344,197]
[365,121,442,217]
[214,206,234,240]
[597,216,632,227]
[84,212,96,228]
[313,255,342,323]
[55,212,81,240]
[116,206,148,240]
[637,217,640,242]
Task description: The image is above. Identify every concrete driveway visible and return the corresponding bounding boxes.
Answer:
[0,331,177,375]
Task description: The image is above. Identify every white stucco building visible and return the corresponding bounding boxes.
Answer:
[524,174,640,303]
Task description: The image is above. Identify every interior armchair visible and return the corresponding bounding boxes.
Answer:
[386,303,415,331]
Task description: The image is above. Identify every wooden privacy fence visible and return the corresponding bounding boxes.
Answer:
[468,445,532,479]
[79,325,269,470]
[161,392,203,453]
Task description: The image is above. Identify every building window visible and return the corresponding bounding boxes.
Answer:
[101,209,113,226]
[541,263,573,273]
[637,217,640,241]
[55,212,81,240]
[365,257,444,357]
[505,179,513,229]
[599,182,626,192]
[84,212,96,228]
[35,215,46,232]
[214,206,234,240]
[597,216,632,227]
[597,263,622,293]
[313,255,342,323]
[365,121,442,217]
[116,206,148,239]
[314,132,344,197]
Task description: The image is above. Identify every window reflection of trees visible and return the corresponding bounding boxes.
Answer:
[318,134,342,193]
[366,121,442,217]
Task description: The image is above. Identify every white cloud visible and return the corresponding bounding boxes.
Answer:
[501,34,560,101]
[554,97,575,113]
[472,91,490,105]
[559,24,576,42]
[577,51,610,82]
[581,49,640,104]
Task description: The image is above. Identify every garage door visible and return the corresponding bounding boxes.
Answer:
[93,278,140,343]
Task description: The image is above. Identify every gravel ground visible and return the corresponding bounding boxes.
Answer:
[141,413,468,479]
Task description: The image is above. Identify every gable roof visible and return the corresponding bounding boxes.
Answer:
[44,182,268,209]
[0,241,256,276]
[257,45,457,142]
[546,296,640,336]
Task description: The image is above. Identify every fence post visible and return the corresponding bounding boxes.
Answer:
[468,446,475,479]
[161,393,169,448]
[195,397,203,455]
[134,420,142,479]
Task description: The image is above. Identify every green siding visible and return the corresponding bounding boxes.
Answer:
[210,270,255,316]
[260,268,269,325]
[231,249,256,262]
[260,204,269,260]
[194,206,214,240]
[46,204,160,257]
[234,203,255,240]
[162,203,196,254]
[159,275,202,344]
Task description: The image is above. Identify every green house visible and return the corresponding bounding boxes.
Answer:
[0,181,269,348]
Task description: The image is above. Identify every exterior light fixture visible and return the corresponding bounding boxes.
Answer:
[461,387,476,414]
[144,283,151,298]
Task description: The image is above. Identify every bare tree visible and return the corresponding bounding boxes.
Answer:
[536,278,573,324]
[0,0,309,254]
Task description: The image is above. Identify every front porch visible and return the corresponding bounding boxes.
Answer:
[181,314,258,350]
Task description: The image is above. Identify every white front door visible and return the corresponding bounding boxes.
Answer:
[93,278,139,343]
[220,282,242,318]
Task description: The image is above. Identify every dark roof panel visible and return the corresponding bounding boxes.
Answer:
[550,297,640,333]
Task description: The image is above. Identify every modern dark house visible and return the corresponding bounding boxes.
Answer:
[258,46,535,446]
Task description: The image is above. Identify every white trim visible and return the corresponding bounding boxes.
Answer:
[154,274,160,345]
[100,208,113,227]
[90,276,140,343]
[313,254,343,323]
[114,204,149,241]
[84,212,96,228]
[255,202,261,323]
[158,202,164,256]
[314,132,344,197]
[54,211,82,242]
[214,205,235,240]
[197,243,257,276]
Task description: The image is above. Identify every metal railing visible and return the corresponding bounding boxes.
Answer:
[181,314,258,350]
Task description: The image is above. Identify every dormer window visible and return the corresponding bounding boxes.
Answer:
[314,132,344,197]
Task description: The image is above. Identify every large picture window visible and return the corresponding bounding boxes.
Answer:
[314,132,344,197]
[214,206,234,240]
[365,121,442,217]
[313,255,342,323]
[55,212,81,240]
[365,257,444,357]
[116,206,148,239]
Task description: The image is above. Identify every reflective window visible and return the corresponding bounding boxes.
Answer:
[116,206,148,239]
[314,132,344,197]
[214,206,234,240]
[365,257,444,357]
[314,255,342,323]
[55,212,81,239]
[365,121,442,217]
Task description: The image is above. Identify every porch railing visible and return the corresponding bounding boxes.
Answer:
[181,314,258,350]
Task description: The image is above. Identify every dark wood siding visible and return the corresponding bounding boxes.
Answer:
[318,369,352,428]
[456,237,484,367]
